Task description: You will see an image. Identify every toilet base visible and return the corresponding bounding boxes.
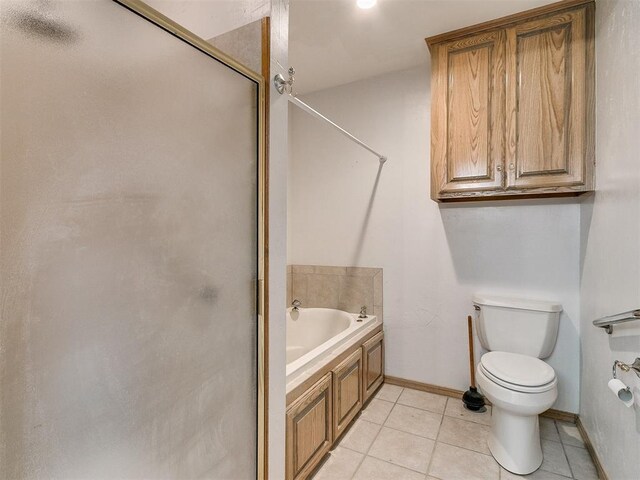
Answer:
[488,407,542,475]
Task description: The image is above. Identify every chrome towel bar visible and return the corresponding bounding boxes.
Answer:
[593,309,640,334]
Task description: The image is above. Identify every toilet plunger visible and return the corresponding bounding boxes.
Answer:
[462,315,486,412]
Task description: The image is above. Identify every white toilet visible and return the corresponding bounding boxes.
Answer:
[473,295,562,475]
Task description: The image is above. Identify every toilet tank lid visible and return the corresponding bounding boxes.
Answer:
[472,295,562,313]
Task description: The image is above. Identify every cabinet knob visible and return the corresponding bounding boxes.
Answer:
[496,165,503,172]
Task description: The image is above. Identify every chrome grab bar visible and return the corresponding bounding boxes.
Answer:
[593,309,640,334]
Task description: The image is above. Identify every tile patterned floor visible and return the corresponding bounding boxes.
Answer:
[311,383,599,480]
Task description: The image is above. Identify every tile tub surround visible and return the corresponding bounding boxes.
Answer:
[287,265,383,320]
[311,383,599,480]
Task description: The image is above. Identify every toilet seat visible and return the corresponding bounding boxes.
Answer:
[480,351,556,394]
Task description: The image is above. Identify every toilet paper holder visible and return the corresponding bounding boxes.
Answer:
[613,358,640,379]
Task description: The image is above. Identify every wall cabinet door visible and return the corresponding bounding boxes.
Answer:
[431,30,506,199]
[286,373,333,480]
[332,349,363,439]
[428,1,594,201]
[505,6,594,191]
[362,332,384,403]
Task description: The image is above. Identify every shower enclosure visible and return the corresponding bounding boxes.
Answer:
[0,0,266,478]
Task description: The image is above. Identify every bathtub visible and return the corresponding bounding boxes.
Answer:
[286,307,381,390]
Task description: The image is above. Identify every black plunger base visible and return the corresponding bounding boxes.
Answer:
[462,387,486,412]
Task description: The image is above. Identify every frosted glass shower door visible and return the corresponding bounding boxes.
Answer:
[0,1,263,479]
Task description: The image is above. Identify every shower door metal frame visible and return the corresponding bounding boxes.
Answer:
[112,1,269,478]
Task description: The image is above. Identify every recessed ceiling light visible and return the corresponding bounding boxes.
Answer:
[357,0,377,9]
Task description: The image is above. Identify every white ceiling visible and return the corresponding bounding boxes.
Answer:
[290,0,555,94]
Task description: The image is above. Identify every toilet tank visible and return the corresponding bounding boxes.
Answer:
[473,295,562,359]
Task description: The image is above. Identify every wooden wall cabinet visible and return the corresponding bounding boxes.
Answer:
[362,332,384,403]
[332,349,363,439]
[286,373,333,480]
[427,0,594,201]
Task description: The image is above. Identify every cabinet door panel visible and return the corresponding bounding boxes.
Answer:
[286,373,333,480]
[517,26,570,174]
[448,46,491,179]
[332,349,363,439]
[506,6,592,189]
[363,332,384,402]
[431,31,505,198]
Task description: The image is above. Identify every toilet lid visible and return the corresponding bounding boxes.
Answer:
[480,351,556,387]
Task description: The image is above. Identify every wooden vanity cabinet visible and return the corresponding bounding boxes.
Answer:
[285,328,384,478]
[286,373,333,480]
[362,332,384,402]
[332,349,363,439]
[428,0,594,201]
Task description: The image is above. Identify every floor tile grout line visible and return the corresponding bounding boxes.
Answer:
[351,385,440,480]
[347,389,581,480]
[319,403,372,479]
[396,388,449,416]
[375,385,403,405]
[387,401,447,424]
[347,449,367,480]
[317,384,472,480]
[545,438,566,445]
[374,389,588,480]
[365,448,434,477]
[432,398,502,480]
[555,420,577,479]
[434,438,492,457]
[539,467,574,479]
[381,400,443,440]
[556,420,587,450]
[323,384,511,480]
[396,399,447,416]
[363,422,438,441]
[365,420,438,477]
[536,460,574,479]
[442,415,492,426]
[440,411,493,429]
[556,439,597,454]
[425,398,448,478]
[379,406,493,448]
[550,419,577,479]
[348,387,402,480]
[347,420,383,479]
[375,401,501,458]
[443,395,493,426]
[431,439,503,480]
[433,401,446,444]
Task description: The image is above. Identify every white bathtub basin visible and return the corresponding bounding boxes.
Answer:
[286,307,380,389]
